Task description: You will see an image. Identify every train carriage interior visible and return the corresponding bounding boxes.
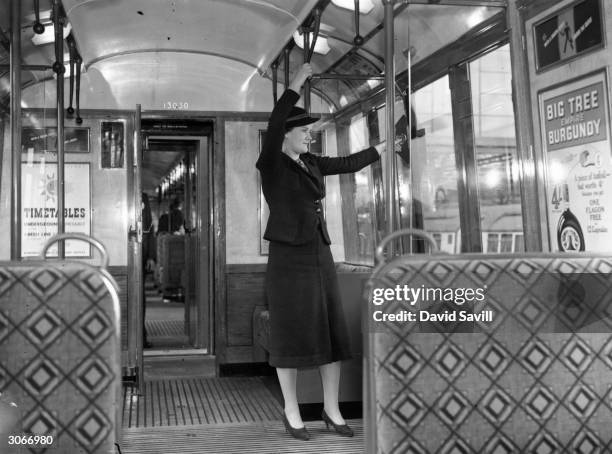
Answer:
[2,0,612,452]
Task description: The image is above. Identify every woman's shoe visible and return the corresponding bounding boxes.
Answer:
[322,410,354,437]
[282,413,310,441]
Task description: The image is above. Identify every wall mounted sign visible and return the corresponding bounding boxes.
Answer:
[534,0,603,72]
[21,162,91,257]
[21,127,90,154]
[538,71,611,252]
[101,121,125,168]
[141,119,212,136]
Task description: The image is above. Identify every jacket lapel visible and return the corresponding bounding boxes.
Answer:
[301,155,324,193]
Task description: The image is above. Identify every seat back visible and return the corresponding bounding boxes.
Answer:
[365,253,612,453]
[0,260,121,453]
[157,234,185,294]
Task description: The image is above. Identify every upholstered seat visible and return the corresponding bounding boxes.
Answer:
[0,260,121,453]
[365,253,612,453]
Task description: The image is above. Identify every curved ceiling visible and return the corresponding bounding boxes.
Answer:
[62,0,317,72]
[1,0,505,114]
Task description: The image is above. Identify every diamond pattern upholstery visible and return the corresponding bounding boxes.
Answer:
[365,254,612,453]
[0,261,121,453]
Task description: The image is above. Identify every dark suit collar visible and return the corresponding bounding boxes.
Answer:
[283,152,314,176]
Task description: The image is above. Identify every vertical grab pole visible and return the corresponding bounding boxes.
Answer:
[52,0,66,258]
[10,0,22,259]
[405,44,412,254]
[367,4,396,454]
[383,0,396,252]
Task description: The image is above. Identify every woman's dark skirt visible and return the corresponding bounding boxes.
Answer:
[265,227,353,368]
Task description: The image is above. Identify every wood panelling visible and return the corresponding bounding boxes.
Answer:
[221,263,372,365]
[225,265,266,348]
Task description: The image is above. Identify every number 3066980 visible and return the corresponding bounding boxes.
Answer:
[7,435,54,446]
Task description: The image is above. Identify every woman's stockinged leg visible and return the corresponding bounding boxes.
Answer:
[319,361,345,424]
[276,367,304,428]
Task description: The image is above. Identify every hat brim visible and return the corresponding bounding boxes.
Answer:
[286,115,319,130]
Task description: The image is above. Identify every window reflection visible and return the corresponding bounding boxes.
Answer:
[411,75,461,253]
[470,44,524,252]
[344,114,378,265]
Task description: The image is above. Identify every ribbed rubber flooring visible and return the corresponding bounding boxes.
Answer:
[122,377,281,428]
[145,319,185,337]
[120,419,364,453]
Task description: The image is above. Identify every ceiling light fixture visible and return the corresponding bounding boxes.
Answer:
[293,30,331,55]
[31,22,72,46]
[331,0,374,14]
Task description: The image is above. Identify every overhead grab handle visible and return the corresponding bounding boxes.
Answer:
[306,8,321,63]
[302,25,311,113]
[353,0,364,45]
[301,9,321,114]
[75,52,83,124]
[271,58,279,104]
[66,35,76,115]
[33,0,45,34]
[51,1,64,77]
[283,46,291,90]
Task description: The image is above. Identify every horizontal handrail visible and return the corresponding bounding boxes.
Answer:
[40,232,110,268]
[375,228,438,264]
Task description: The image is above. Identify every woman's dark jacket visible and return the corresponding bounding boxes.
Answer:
[256,89,379,245]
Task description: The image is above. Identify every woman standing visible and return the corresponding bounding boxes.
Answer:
[256,63,381,440]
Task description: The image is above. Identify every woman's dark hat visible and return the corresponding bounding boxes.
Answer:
[285,106,319,130]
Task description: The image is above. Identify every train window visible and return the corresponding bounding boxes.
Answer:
[469,45,524,253]
[482,232,525,253]
[342,113,377,265]
[500,233,513,252]
[486,233,499,253]
[411,75,462,254]
[515,233,525,252]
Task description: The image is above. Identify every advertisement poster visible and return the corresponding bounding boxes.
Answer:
[21,162,91,257]
[539,71,612,252]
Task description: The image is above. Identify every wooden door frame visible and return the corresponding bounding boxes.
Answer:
[142,130,214,352]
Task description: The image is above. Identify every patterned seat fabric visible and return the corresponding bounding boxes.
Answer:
[365,254,612,453]
[0,261,121,453]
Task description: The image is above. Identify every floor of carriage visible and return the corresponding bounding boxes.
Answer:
[120,374,364,453]
[144,276,190,349]
[119,419,364,453]
[124,275,364,452]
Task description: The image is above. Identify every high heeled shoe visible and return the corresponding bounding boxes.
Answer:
[322,409,354,437]
[282,413,310,441]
